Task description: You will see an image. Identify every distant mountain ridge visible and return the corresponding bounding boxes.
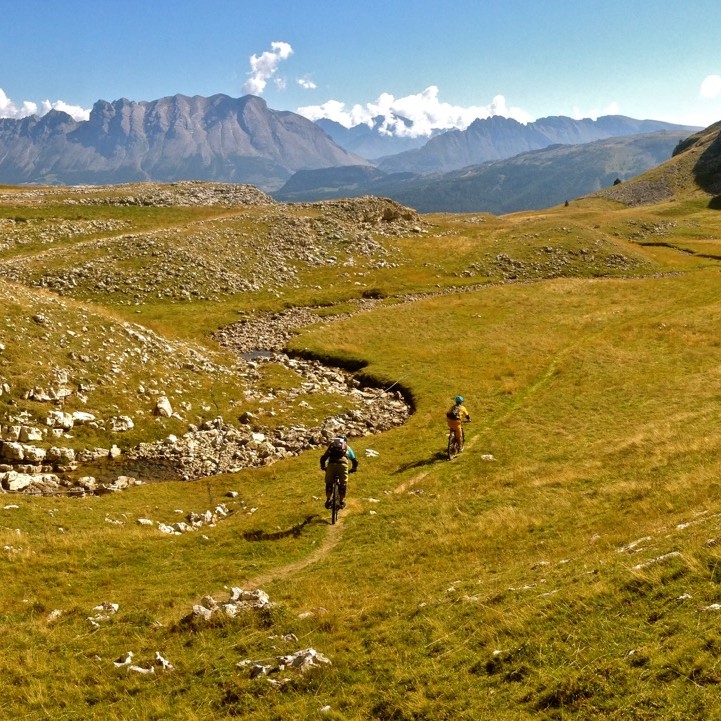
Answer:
[374,115,699,174]
[275,131,691,214]
[315,116,439,160]
[0,92,702,200]
[0,94,370,190]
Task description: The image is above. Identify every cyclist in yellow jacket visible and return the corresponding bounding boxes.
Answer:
[446,395,471,449]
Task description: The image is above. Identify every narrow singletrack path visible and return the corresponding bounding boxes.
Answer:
[242,499,361,589]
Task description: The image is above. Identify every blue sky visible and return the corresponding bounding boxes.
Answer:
[2,0,720,135]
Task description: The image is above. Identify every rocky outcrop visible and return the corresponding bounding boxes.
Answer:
[0,195,422,305]
[63,180,277,208]
[0,469,141,496]
[0,293,412,490]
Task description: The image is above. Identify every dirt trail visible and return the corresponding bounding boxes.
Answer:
[242,500,360,589]
[392,431,480,495]
[242,429,482,589]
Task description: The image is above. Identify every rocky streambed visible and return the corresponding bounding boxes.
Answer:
[118,299,413,481]
[122,350,411,481]
[0,299,412,495]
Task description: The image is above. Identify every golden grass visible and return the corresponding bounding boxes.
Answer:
[2,185,721,717]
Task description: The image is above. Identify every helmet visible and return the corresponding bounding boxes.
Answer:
[455,395,464,404]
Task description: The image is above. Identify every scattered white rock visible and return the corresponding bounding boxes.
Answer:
[278,648,332,673]
[128,664,155,675]
[191,605,215,622]
[249,663,273,679]
[154,652,174,671]
[631,551,682,571]
[246,648,332,681]
[109,415,134,432]
[154,396,173,417]
[89,601,119,626]
[114,651,134,667]
[618,537,652,554]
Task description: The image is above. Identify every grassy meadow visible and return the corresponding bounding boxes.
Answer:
[2,181,721,719]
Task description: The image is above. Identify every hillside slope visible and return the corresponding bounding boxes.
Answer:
[2,161,721,719]
[275,131,685,212]
[591,119,721,206]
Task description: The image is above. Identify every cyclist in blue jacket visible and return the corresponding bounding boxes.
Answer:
[320,436,358,509]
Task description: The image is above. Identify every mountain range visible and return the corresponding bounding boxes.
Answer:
[315,116,439,159]
[373,114,697,174]
[0,92,704,212]
[275,131,691,213]
[0,94,370,190]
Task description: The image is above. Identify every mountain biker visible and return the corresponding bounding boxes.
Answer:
[320,436,358,509]
[446,395,471,449]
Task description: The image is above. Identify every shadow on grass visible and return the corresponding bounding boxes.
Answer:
[241,514,322,542]
[393,451,448,474]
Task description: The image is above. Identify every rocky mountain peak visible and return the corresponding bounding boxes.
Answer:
[0,93,370,190]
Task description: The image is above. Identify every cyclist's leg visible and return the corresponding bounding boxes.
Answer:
[338,464,349,507]
[324,465,334,508]
[449,419,462,445]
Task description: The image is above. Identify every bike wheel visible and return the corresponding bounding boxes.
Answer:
[331,481,339,524]
[447,432,459,460]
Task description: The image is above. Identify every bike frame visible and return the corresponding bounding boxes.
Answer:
[447,425,465,460]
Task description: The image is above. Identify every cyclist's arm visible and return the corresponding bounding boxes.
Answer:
[347,447,358,472]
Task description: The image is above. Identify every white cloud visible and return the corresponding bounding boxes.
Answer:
[700,74,721,99]
[242,41,293,96]
[571,101,621,121]
[40,99,90,121]
[298,77,317,90]
[0,87,34,118]
[297,86,534,137]
[0,87,89,121]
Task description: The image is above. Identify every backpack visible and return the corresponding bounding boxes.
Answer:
[446,404,461,420]
[328,437,347,461]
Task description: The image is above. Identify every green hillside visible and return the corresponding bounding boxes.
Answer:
[2,126,721,719]
[275,131,688,214]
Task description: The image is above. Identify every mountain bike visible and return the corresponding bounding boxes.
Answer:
[325,467,355,524]
[329,473,342,524]
[447,426,465,460]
